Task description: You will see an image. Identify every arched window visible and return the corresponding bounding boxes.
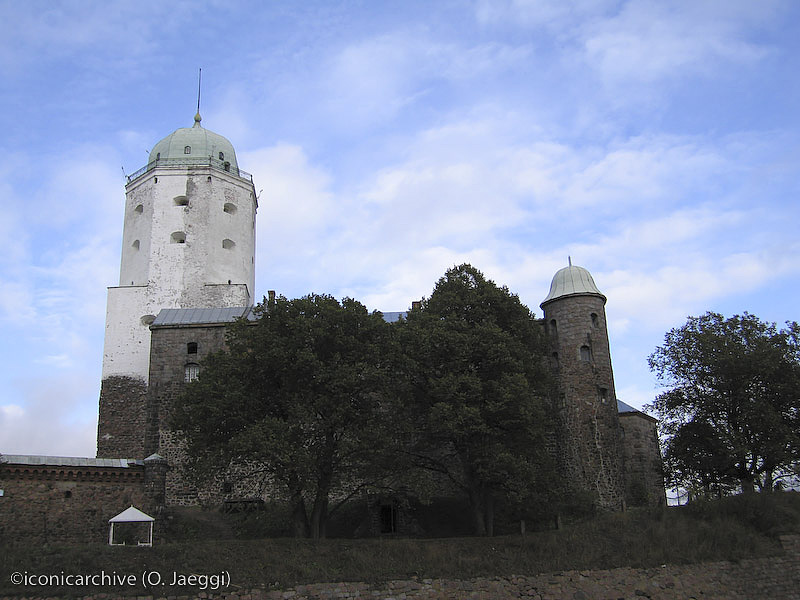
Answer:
[549,319,557,336]
[222,238,235,249]
[580,345,592,362]
[184,363,199,383]
[132,240,140,250]
[184,145,191,154]
[223,202,237,214]
[218,152,225,160]
[134,204,143,214]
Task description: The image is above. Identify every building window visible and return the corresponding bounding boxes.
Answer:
[134,204,143,214]
[187,342,198,354]
[222,480,233,494]
[140,315,156,326]
[549,319,557,336]
[185,363,200,383]
[171,231,186,244]
[156,152,161,160]
[551,352,559,369]
[184,145,191,154]
[132,240,140,250]
[580,345,591,362]
[591,313,598,327]
[218,152,224,160]
[174,196,188,206]
[222,238,235,249]
[223,202,237,214]
[598,387,608,403]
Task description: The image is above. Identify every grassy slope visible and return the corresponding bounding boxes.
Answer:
[1,492,798,597]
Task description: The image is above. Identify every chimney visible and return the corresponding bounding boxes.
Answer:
[411,301,421,311]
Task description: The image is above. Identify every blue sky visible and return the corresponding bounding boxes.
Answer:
[1,0,799,457]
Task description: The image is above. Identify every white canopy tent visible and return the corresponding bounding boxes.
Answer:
[108,505,155,546]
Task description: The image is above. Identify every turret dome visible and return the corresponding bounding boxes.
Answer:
[541,262,606,306]
[148,114,238,170]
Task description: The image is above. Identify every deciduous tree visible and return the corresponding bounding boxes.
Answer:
[648,312,800,494]
[397,264,555,535]
[173,294,396,538]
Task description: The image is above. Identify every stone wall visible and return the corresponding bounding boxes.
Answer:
[542,294,625,510]
[3,535,798,599]
[97,375,148,458]
[0,460,154,545]
[147,322,230,505]
[619,412,665,507]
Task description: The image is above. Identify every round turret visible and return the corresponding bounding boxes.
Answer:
[148,114,238,170]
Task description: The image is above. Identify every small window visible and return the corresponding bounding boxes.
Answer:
[551,352,559,369]
[591,313,598,327]
[134,204,143,214]
[218,152,225,160]
[185,363,200,383]
[380,503,398,534]
[222,481,233,493]
[223,202,237,214]
[174,196,188,206]
[549,319,557,336]
[132,240,140,250]
[187,342,198,354]
[154,177,158,183]
[184,145,191,154]
[171,232,186,244]
[156,152,161,160]
[580,345,592,362]
[222,238,235,249]
[598,387,608,403]
[140,315,156,326]
[64,490,72,498]
[207,176,212,182]
[224,161,230,172]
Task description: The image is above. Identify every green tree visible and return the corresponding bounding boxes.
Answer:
[173,294,396,539]
[648,312,800,494]
[397,264,555,536]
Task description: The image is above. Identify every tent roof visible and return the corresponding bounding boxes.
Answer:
[109,505,155,523]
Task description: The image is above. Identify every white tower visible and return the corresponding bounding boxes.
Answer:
[98,113,257,457]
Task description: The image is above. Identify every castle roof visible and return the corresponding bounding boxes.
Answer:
[1,455,140,468]
[151,306,255,327]
[148,113,239,170]
[541,262,606,306]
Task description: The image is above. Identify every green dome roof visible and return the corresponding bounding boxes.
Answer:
[148,114,238,170]
[541,263,606,306]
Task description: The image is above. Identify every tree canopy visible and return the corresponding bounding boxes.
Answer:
[173,294,396,538]
[397,264,555,535]
[648,312,800,496]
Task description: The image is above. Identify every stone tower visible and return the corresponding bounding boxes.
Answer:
[541,262,624,510]
[97,113,257,458]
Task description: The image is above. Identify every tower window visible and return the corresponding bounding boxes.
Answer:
[134,204,143,214]
[223,202,237,214]
[156,152,161,160]
[171,232,186,244]
[591,313,598,327]
[185,363,200,382]
[549,319,557,336]
[187,342,198,354]
[598,387,608,403]
[580,345,592,362]
[132,240,140,250]
[174,196,188,206]
[218,152,224,160]
[551,352,559,369]
[140,315,156,326]
[222,238,235,249]
[184,145,191,154]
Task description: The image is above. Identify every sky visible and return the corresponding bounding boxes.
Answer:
[1,0,799,458]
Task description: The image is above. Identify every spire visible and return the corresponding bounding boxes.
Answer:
[193,68,202,128]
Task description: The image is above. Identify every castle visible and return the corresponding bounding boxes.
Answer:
[0,114,664,542]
